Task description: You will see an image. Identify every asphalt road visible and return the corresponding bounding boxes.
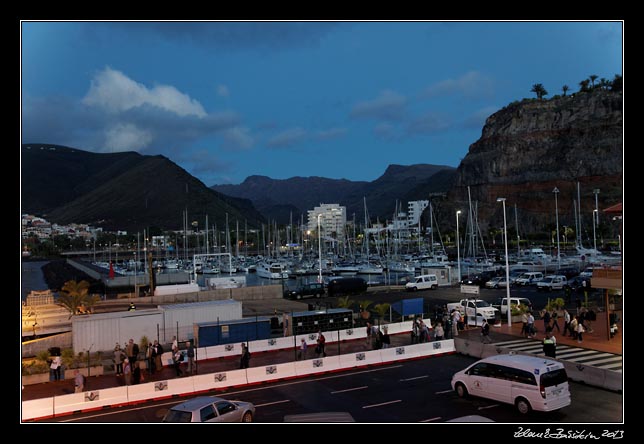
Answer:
[43,354,622,424]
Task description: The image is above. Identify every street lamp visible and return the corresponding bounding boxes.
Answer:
[593,209,598,252]
[456,210,462,283]
[553,187,561,270]
[317,214,323,284]
[497,198,511,327]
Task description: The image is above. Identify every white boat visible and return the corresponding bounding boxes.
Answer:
[255,262,289,279]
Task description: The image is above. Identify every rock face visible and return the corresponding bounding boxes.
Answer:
[448,90,622,235]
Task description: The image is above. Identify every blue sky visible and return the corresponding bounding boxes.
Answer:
[21,21,622,186]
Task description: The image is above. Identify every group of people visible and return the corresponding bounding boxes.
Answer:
[366,322,391,350]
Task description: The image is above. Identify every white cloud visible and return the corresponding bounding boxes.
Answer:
[350,90,407,121]
[267,127,308,149]
[222,127,254,151]
[407,112,450,135]
[216,84,230,97]
[315,127,348,140]
[103,123,153,152]
[423,71,494,99]
[82,67,207,117]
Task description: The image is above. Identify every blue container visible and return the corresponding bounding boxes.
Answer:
[195,317,272,348]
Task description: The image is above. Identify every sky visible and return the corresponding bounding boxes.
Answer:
[21,21,623,187]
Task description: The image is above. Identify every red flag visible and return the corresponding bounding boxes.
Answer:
[109,262,115,279]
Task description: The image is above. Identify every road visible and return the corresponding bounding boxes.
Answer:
[41,354,622,424]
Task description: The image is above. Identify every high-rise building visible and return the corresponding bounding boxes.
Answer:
[307,203,346,242]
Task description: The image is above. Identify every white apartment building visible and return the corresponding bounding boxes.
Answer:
[307,203,347,242]
[407,200,429,226]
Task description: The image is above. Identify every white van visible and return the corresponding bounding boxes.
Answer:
[451,354,571,414]
[405,274,438,291]
[514,272,544,286]
[493,297,532,315]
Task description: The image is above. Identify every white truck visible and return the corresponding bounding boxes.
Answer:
[446,298,498,322]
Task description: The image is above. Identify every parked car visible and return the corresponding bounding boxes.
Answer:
[536,275,568,291]
[485,276,508,289]
[326,277,368,297]
[405,274,438,291]
[460,271,496,287]
[566,276,591,293]
[492,297,532,315]
[283,283,325,300]
[514,272,544,286]
[162,396,255,423]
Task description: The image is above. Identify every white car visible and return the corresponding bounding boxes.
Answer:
[485,276,508,289]
[536,275,568,291]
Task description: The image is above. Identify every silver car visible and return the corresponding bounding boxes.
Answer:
[162,396,255,423]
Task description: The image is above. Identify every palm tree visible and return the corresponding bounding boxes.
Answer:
[57,280,91,318]
[530,83,548,99]
[589,75,598,89]
[335,295,354,309]
[373,303,391,322]
[579,79,590,92]
[562,85,569,96]
[599,78,610,90]
[611,74,622,92]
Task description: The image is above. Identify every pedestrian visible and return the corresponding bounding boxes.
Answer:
[366,322,374,346]
[239,343,251,369]
[128,302,136,311]
[123,358,132,385]
[132,361,141,384]
[542,309,551,333]
[521,312,529,337]
[298,338,308,360]
[551,310,561,333]
[434,322,444,341]
[50,355,62,381]
[74,369,85,393]
[419,319,429,343]
[382,326,391,349]
[153,340,164,374]
[576,316,585,343]
[542,330,557,358]
[575,297,582,316]
[374,327,384,350]
[317,331,327,357]
[562,309,571,337]
[527,311,535,338]
[480,318,491,344]
[173,346,184,376]
[172,336,178,351]
[411,318,419,343]
[569,315,578,340]
[451,310,461,338]
[126,338,138,366]
[114,343,125,376]
[186,341,195,375]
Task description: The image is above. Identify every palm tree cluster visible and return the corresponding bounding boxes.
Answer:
[532,74,622,99]
[57,280,100,317]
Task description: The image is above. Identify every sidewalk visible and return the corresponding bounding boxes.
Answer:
[456,310,622,356]
[21,332,416,402]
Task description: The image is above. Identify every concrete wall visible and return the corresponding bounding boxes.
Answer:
[22,332,73,358]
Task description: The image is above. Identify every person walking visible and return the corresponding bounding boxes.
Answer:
[126,338,138,366]
[317,331,327,357]
[173,346,184,376]
[480,318,491,344]
[153,340,164,374]
[50,355,62,381]
[542,309,551,333]
[74,370,85,393]
[569,315,578,340]
[521,312,529,337]
[186,341,195,375]
[382,326,391,349]
[451,310,461,338]
[542,330,557,358]
[123,358,132,385]
[298,338,308,360]
[576,316,585,343]
[527,311,535,339]
[551,309,561,333]
[114,343,125,376]
[239,343,251,369]
[434,322,444,341]
[411,318,420,343]
[562,309,571,337]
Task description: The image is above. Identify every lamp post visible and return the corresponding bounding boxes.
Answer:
[497,198,511,327]
[456,210,462,283]
[593,209,598,252]
[553,187,561,270]
[317,214,323,284]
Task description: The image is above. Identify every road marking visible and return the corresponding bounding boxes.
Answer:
[435,389,452,394]
[478,404,499,410]
[400,375,428,382]
[331,386,368,394]
[420,417,442,422]
[362,400,402,409]
[256,399,291,407]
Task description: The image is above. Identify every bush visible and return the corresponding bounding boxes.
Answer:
[511,303,529,316]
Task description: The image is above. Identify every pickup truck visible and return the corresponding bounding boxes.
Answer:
[446,298,498,321]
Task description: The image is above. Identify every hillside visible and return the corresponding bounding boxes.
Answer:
[21,144,264,231]
[212,164,455,223]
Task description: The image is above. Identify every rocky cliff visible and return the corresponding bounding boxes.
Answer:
[447,90,622,236]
